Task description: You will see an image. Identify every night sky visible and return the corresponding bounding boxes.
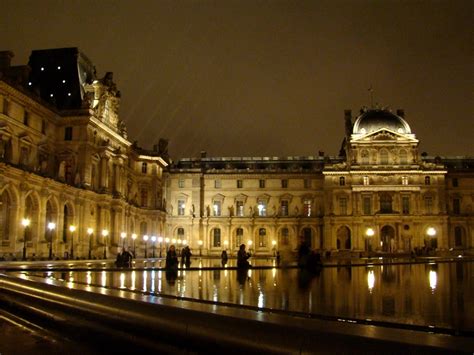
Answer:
[2,0,472,159]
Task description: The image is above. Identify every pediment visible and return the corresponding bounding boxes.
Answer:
[352,128,418,143]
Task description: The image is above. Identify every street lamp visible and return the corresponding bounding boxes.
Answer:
[143,235,149,258]
[69,225,76,259]
[131,233,137,256]
[158,236,163,258]
[120,232,126,248]
[102,229,109,259]
[48,222,56,260]
[271,240,277,256]
[151,236,156,258]
[21,218,30,261]
[87,228,93,259]
[198,240,203,256]
[427,227,437,250]
[366,227,374,254]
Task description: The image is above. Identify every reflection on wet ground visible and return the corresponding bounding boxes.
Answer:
[21,260,474,334]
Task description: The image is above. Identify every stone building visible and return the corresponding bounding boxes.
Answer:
[0,48,167,259]
[0,48,473,259]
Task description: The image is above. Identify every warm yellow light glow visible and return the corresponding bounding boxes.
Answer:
[172,238,176,244]
[366,228,375,237]
[131,233,137,240]
[427,227,436,237]
[272,240,277,246]
[120,232,126,239]
[224,240,229,246]
[248,240,253,246]
[158,236,163,243]
[48,222,56,230]
[143,235,149,242]
[183,239,187,245]
[367,270,375,292]
[429,270,437,290]
[165,237,170,243]
[69,225,76,232]
[198,240,203,246]
[102,229,109,237]
[151,236,157,242]
[21,218,31,227]
[87,227,93,235]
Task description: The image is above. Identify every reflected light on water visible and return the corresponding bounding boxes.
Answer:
[247,269,252,278]
[429,270,437,292]
[142,271,147,292]
[367,270,375,293]
[272,268,276,278]
[86,271,92,286]
[258,291,264,309]
[119,273,125,289]
[101,271,107,287]
[151,270,155,293]
[131,271,136,290]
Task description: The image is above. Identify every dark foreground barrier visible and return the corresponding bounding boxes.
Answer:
[0,273,472,354]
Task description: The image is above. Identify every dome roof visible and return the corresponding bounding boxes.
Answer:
[352,109,411,135]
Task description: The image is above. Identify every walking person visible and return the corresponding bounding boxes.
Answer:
[237,244,251,269]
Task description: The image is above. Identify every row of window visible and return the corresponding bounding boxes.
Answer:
[338,176,434,186]
[359,148,409,165]
[178,179,312,189]
[177,199,313,217]
[209,227,289,248]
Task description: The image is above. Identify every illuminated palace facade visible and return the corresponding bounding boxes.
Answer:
[1,48,473,259]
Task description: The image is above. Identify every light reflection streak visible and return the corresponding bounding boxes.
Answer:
[151,270,155,293]
[258,291,264,308]
[131,271,136,290]
[143,271,147,292]
[119,272,125,289]
[429,270,437,291]
[101,271,107,287]
[86,271,92,286]
[367,270,375,293]
[272,267,276,278]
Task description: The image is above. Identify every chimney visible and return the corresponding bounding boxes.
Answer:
[396,109,405,118]
[0,51,14,71]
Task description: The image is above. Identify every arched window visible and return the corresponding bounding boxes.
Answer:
[140,222,147,236]
[141,162,147,174]
[177,227,185,240]
[425,176,431,185]
[236,228,243,247]
[280,228,289,245]
[213,228,221,247]
[379,149,389,165]
[339,177,345,186]
[258,228,267,247]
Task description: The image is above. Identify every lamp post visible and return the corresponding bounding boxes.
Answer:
[21,218,30,261]
[143,235,149,258]
[271,240,277,256]
[151,236,156,258]
[427,227,437,250]
[158,236,163,258]
[87,228,93,259]
[69,225,76,259]
[48,222,56,260]
[198,240,203,256]
[120,232,126,248]
[102,229,108,259]
[248,240,253,255]
[366,227,374,255]
[131,233,137,256]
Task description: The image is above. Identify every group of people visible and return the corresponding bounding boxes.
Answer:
[115,247,133,267]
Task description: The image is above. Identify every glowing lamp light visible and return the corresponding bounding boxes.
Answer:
[87,227,93,235]
[151,236,157,242]
[131,233,137,240]
[143,235,149,242]
[427,227,436,237]
[224,240,229,246]
[165,237,170,243]
[182,240,187,245]
[21,218,30,227]
[366,228,375,237]
[272,240,277,246]
[248,240,253,246]
[172,238,176,244]
[48,222,56,231]
[198,240,203,246]
[121,232,127,239]
[158,236,163,243]
[101,229,109,237]
[69,225,76,233]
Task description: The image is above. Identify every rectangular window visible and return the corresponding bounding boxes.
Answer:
[258,228,267,247]
[339,177,345,186]
[339,197,347,215]
[281,179,288,188]
[236,228,243,246]
[236,201,244,217]
[424,196,433,214]
[259,179,265,188]
[363,176,369,186]
[237,180,243,188]
[402,176,408,185]
[214,179,221,188]
[64,126,73,141]
[402,196,410,214]
[213,201,222,216]
[363,197,371,215]
[178,179,185,188]
[425,176,431,185]
[141,162,147,174]
[452,178,458,187]
[280,200,289,216]
[141,189,147,207]
[303,199,312,217]
[453,198,461,214]
[213,229,221,247]
[304,179,311,189]
[257,201,267,216]
[178,199,185,216]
